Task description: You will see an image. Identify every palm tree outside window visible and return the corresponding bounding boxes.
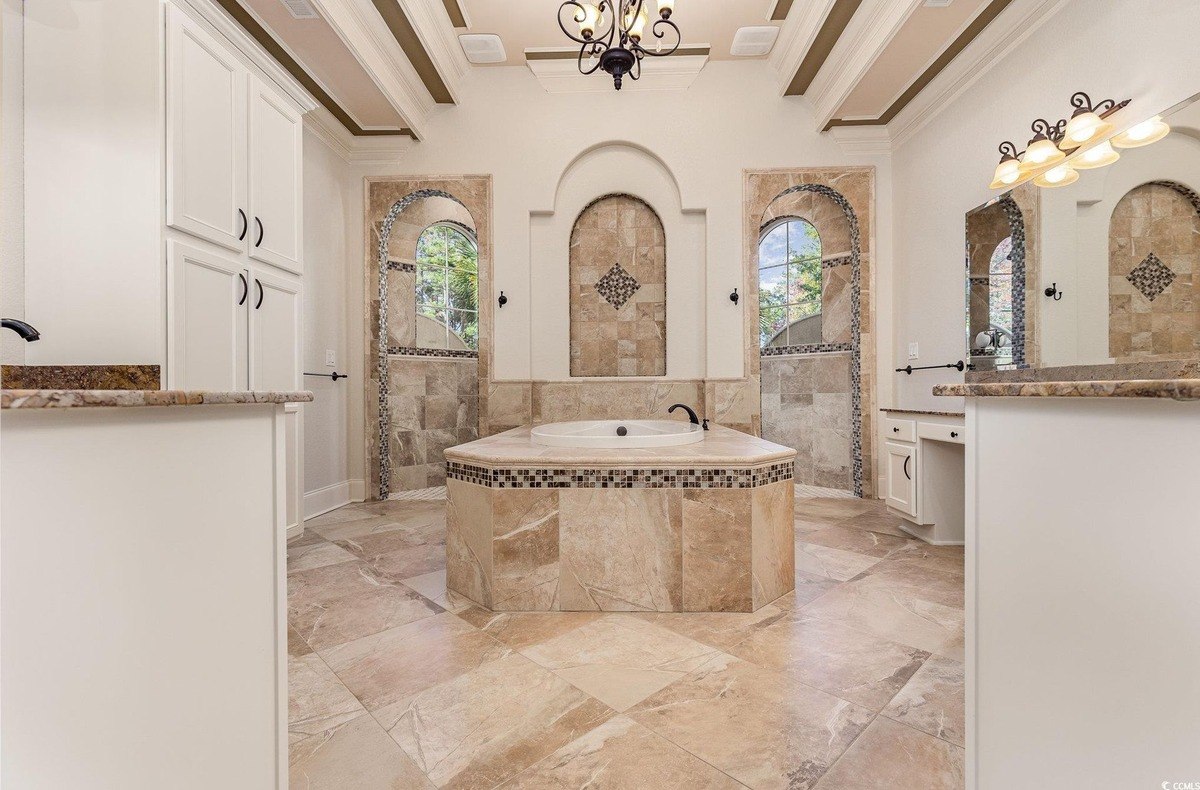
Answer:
[758,218,823,348]
[415,223,478,350]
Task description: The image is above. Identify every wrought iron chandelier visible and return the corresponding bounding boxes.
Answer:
[556,1,681,90]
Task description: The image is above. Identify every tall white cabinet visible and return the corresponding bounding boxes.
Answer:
[163,3,307,535]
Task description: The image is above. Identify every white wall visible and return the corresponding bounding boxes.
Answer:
[893,0,1200,411]
[301,129,362,513]
[349,59,895,477]
[1,0,24,365]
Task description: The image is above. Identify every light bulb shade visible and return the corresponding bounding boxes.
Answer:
[1071,140,1120,170]
[1061,111,1113,149]
[1111,116,1170,148]
[628,9,648,39]
[1018,136,1066,173]
[1033,163,1079,189]
[989,157,1022,189]
[577,3,600,37]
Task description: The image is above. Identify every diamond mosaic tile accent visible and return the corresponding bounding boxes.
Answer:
[1126,252,1176,301]
[593,262,641,310]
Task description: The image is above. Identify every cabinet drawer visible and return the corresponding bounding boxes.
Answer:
[917,422,965,445]
[884,417,916,443]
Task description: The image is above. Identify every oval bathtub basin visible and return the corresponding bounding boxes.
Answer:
[531,419,705,449]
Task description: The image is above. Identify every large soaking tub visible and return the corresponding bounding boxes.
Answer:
[443,424,797,613]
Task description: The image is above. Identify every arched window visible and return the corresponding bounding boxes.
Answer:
[759,218,822,348]
[415,223,478,350]
[988,236,1013,335]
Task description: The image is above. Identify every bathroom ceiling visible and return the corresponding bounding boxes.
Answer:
[217,0,1048,143]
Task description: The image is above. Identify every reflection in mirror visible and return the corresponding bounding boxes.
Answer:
[965,186,1033,371]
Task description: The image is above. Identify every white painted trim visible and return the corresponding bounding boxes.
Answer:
[303,479,355,519]
[303,107,413,166]
[403,0,470,99]
[828,125,893,154]
[526,54,710,94]
[888,0,1071,149]
[768,0,837,94]
[806,0,925,130]
[171,0,317,114]
[897,522,964,545]
[348,478,367,503]
[308,0,437,139]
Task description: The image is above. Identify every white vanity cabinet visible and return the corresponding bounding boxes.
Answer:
[881,409,966,544]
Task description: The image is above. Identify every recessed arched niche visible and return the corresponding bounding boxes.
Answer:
[568,193,666,377]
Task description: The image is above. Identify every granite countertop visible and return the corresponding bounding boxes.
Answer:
[880,407,966,418]
[934,379,1200,401]
[445,424,796,468]
[1,390,314,410]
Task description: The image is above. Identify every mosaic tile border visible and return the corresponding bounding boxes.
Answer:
[377,188,470,499]
[387,260,417,273]
[769,183,864,497]
[446,460,794,489]
[822,255,852,269]
[761,342,852,357]
[387,346,479,359]
[1146,179,1200,218]
[998,194,1028,369]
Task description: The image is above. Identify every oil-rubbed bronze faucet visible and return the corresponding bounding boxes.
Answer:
[1,319,40,341]
[668,403,708,430]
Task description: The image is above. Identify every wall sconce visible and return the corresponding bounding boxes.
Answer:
[497,291,508,308]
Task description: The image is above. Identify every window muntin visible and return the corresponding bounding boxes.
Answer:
[988,236,1013,335]
[415,223,478,350]
[759,218,822,348]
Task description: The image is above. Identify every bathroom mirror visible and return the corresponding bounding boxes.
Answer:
[966,90,1200,373]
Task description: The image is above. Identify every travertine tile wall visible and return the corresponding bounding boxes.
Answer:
[385,356,478,490]
[760,353,852,489]
[966,200,1012,345]
[569,195,667,377]
[1108,182,1200,359]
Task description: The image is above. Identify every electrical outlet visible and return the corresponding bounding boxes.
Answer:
[908,342,919,360]
[325,349,336,367]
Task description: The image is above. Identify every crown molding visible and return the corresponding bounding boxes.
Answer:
[886,0,1070,148]
[403,0,471,99]
[805,0,924,129]
[174,0,318,114]
[304,106,413,166]
[525,53,710,94]
[828,125,893,154]
[309,0,437,139]
[768,0,837,95]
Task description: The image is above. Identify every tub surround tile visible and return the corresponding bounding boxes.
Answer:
[751,480,796,607]
[0,389,312,409]
[630,653,874,789]
[492,489,561,610]
[935,378,1200,400]
[446,479,494,608]
[1,364,160,390]
[521,615,721,712]
[682,489,753,612]
[811,716,965,789]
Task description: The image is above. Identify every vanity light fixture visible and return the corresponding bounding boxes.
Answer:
[1060,92,1118,149]
[557,0,682,90]
[1070,139,1120,170]
[1111,115,1171,148]
[1033,162,1079,189]
[989,142,1022,189]
[1017,119,1067,173]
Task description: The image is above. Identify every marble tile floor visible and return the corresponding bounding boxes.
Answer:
[288,496,964,789]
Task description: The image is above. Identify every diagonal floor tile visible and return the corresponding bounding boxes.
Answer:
[377,651,614,788]
[774,570,841,610]
[288,654,365,744]
[319,612,511,714]
[729,612,929,710]
[630,654,874,789]
[835,509,910,538]
[287,540,357,575]
[401,569,475,613]
[886,543,965,578]
[794,542,880,582]
[455,607,603,651]
[813,716,964,789]
[882,654,965,747]
[635,605,788,652]
[503,715,745,789]
[852,560,965,608]
[800,526,912,559]
[520,614,723,712]
[800,583,964,655]
[288,624,313,658]
[289,713,434,789]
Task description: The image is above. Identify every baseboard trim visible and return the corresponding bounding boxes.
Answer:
[348,479,366,504]
[304,479,364,520]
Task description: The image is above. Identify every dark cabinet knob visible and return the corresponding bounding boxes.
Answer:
[950,431,959,438]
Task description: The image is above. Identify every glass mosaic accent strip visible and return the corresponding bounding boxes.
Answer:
[821,255,852,269]
[761,342,852,357]
[1126,252,1176,301]
[387,260,417,273]
[593,262,641,310]
[446,460,794,489]
[387,346,479,359]
[997,195,1028,369]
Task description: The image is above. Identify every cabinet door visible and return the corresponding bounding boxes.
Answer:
[167,241,248,390]
[248,79,303,274]
[166,6,248,252]
[249,269,301,391]
[884,441,918,518]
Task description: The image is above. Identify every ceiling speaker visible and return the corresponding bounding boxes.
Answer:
[459,34,507,64]
[730,26,779,57]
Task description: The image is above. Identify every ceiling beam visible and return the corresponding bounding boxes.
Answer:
[804,0,925,129]
[309,0,438,139]
[369,0,467,104]
[769,0,839,96]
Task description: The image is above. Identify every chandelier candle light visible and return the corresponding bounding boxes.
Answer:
[557,0,681,90]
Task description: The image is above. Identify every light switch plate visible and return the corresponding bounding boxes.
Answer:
[908,342,919,360]
[325,349,336,367]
